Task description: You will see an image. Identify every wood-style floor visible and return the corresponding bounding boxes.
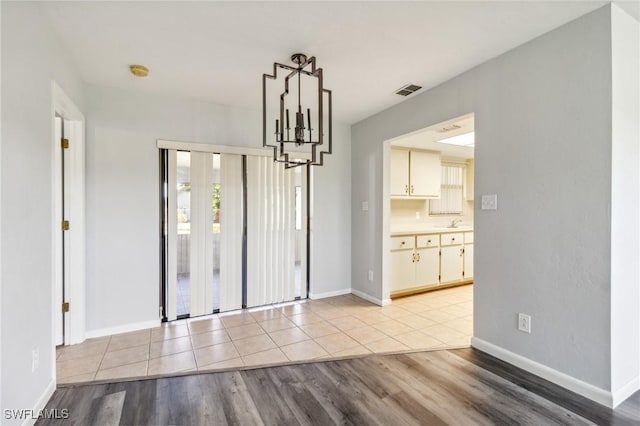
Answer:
[38,348,639,426]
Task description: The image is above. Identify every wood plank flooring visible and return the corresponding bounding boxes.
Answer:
[38,348,639,426]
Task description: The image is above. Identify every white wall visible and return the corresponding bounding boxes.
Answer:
[1,2,85,422]
[352,5,619,395]
[610,4,640,402]
[84,85,351,332]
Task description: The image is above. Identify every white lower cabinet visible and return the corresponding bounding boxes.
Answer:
[390,249,417,291]
[463,244,474,280]
[440,245,463,283]
[415,247,440,287]
[463,231,473,280]
[440,232,464,283]
[390,236,440,291]
[390,230,473,295]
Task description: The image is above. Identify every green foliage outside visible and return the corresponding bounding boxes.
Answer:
[177,182,221,234]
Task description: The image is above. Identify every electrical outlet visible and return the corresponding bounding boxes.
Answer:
[31,348,39,373]
[415,211,420,219]
[361,201,369,212]
[368,270,374,281]
[481,194,498,210]
[518,313,531,334]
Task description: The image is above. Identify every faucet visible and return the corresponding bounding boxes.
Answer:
[450,219,463,228]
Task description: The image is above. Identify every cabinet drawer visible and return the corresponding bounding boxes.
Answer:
[464,232,474,244]
[390,236,414,250]
[417,235,439,248]
[440,233,463,246]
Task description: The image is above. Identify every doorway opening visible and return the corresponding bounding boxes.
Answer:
[383,113,475,347]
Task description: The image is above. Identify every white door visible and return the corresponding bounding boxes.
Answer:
[410,150,441,197]
[464,244,474,280]
[390,149,409,196]
[440,245,464,283]
[54,116,65,345]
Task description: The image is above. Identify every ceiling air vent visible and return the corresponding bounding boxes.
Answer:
[395,84,422,97]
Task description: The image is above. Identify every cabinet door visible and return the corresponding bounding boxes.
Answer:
[410,151,441,197]
[390,149,409,196]
[463,244,473,280]
[390,250,415,291]
[415,247,439,287]
[440,246,464,283]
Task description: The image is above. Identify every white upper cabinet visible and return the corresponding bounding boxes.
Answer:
[390,149,410,196]
[410,150,441,197]
[390,148,441,198]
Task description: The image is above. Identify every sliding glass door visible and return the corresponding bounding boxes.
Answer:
[162,149,306,321]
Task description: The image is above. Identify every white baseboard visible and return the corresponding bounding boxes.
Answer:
[309,288,351,300]
[351,289,392,306]
[85,319,161,340]
[612,376,640,408]
[471,337,614,408]
[20,379,56,426]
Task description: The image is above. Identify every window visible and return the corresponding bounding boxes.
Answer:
[429,164,464,215]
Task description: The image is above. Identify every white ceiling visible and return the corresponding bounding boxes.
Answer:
[40,1,613,124]
[391,113,475,160]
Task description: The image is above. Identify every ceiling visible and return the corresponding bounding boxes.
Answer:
[40,1,616,124]
[391,113,475,160]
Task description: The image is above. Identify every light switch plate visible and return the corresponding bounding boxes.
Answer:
[481,194,498,210]
[362,201,369,212]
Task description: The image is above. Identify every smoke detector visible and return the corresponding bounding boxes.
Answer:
[394,84,422,97]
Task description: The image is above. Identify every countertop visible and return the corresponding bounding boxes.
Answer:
[390,224,473,236]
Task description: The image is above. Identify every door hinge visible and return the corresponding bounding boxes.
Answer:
[159,306,164,318]
[438,274,441,281]
[62,302,70,313]
[61,138,69,149]
[62,220,70,231]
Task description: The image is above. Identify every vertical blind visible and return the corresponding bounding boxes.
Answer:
[246,156,296,307]
[218,154,243,312]
[430,164,464,215]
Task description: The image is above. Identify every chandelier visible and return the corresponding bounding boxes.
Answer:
[263,53,332,168]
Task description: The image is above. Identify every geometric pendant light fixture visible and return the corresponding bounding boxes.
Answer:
[263,53,332,168]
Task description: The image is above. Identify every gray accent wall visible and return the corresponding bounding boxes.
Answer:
[352,5,625,391]
[1,2,85,422]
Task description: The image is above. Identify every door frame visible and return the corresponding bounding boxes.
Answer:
[51,81,85,348]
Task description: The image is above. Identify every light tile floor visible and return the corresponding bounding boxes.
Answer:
[56,284,473,384]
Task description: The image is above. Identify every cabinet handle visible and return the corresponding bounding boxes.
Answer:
[416,253,421,262]
[412,253,416,263]
[460,248,464,257]
[405,185,409,194]
[410,185,414,194]
[401,241,405,246]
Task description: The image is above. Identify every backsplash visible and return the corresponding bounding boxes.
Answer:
[390,198,474,227]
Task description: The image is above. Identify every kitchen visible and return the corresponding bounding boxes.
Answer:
[388,114,475,300]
